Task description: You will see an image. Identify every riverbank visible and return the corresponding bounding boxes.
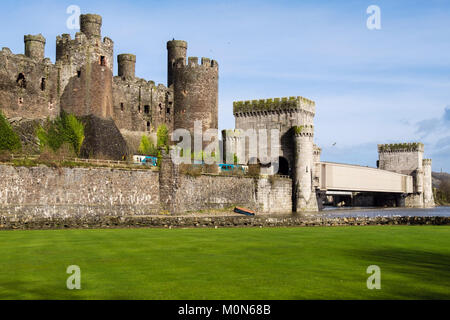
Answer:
[1,212,449,230]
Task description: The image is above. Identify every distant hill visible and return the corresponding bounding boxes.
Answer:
[432,171,450,188]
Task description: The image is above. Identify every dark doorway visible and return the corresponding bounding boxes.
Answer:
[278,157,290,176]
[16,73,26,88]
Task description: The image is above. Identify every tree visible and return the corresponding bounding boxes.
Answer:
[157,124,169,152]
[0,111,21,152]
[138,135,157,156]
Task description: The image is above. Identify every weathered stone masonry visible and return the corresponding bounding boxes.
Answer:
[0,163,292,228]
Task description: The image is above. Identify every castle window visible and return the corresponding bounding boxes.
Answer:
[138,105,141,113]
[77,70,81,78]
[18,97,24,105]
[144,105,150,114]
[40,78,46,91]
[120,103,124,112]
[16,73,26,88]
[100,56,106,66]
[147,121,150,131]
[159,103,162,115]
[166,108,170,114]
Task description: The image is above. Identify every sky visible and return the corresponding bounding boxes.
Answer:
[1,0,449,171]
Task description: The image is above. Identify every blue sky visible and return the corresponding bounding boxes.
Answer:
[1,0,449,171]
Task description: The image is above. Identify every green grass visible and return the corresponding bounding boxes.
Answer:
[0,226,449,299]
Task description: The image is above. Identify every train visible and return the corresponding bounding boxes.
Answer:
[133,155,247,172]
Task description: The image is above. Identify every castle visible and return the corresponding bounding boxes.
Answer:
[0,14,218,158]
[0,13,434,212]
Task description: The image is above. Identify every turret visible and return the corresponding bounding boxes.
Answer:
[167,40,187,87]
[118,54,136,80]
[173,56,219,148]
[422,159,435,208]
[24,34,45,60]
[293,125,317,211]
[80,14,102,39]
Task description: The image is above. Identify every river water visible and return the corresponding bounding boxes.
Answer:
[313,206,450,218]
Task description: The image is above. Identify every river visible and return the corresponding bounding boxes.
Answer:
[315,206,450,218]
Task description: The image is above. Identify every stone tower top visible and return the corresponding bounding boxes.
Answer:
[80,14,102,38]
[118,54,136,80]
[167,40,187,50]
[378,142,424,153]
[167,39,188,87]
[24,34,46,60]
[233,96,315,115]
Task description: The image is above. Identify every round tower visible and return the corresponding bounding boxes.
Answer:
[422,159,435,208]
[80,14,102,39]
[293,125,318,212]
[167,40,187,87]
[173,56,219,148]
[24,34,45,60]
[118,54,136,80]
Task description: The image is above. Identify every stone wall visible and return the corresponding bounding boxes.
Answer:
[1,214,448,230]
[256,177,292,213]
[112,78,173,134]
[174,175,257,213]
[0,164,160,218]
[0,163,293,221]
[171,173,292,214]
[0,47,59,120]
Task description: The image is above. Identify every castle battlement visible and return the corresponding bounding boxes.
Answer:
[423,159,432,166]
[222,129,244,139]
[378,142,424,153]
[174,56,218,69]
[56,32,113,47]
[293,125,314,137]
[233,96,315,115]
[313,144,322,156]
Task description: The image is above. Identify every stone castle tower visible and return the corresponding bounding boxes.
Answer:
[168,40,219,146]
[378,143,435,208]
[224,96,319,212]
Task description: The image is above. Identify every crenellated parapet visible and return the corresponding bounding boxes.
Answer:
[174,56,218,69]
[293,125,314,137]
[233,96,315,116]
[222,129,244,140]
[313,144,322,156]
[378,142,424,153]
[423,158,432,166]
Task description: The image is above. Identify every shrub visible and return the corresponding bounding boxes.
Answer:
[0,150,12,162]
[36,112,84,156]
[157,124,169,152]
[138,135,158,156]
[179,163,202,177]
[0,111,21,152]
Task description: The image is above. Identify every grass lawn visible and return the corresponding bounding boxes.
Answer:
[0,225,449,299]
